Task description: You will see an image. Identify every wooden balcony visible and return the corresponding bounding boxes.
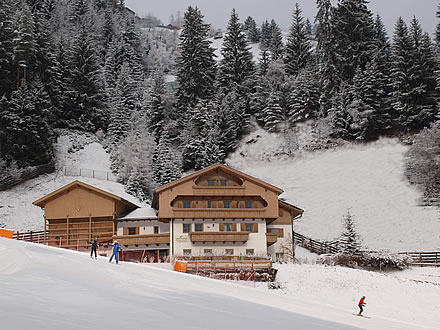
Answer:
[172,208,266,219]
[266,233,279,246]
[189,232,249,243]
[192,185,246,195]
[112,233,170,246]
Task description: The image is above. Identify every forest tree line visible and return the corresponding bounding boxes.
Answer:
[1,0,440,201]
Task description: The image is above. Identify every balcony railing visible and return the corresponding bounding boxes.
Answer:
[112,233,170,246]
[172,208,267,219]
[192,185,246,195]
[266,233,279,246]
[189,231,249,243]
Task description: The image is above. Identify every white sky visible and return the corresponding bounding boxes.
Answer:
[125,0,438,35]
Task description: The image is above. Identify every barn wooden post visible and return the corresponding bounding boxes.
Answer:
[89,215,92,242]
[66,216,70,247]
[43,216,47,244]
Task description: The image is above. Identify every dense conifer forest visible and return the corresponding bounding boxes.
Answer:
[1,0,440,201]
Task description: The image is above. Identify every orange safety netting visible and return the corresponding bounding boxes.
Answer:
[174,261,188,273]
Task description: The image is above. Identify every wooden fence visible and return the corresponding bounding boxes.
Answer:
[13,230,46,244]
[61,166,117,182]
[0,162,55,191]
[293,231,340,255]
[399,251,440,267]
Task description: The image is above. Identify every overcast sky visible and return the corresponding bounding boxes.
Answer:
[125,0,438,35]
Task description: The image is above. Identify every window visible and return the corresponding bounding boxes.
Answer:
[245,201,253,208]
[128,227,137,235]
[246,249,254,256]
[183,201,191,208]
[207,201,212,208]
[220,180,227,186]
[154,226,159,234]
[224,224,232,232]
[204,249,212,255]
[268,228,284,237]
[225,249,234,256]
[183,249,192,256]
[223,201,231,208]
[208,180,215,186]
[245,224,254,232]
[183,224,191,233]
[195,223,203,232]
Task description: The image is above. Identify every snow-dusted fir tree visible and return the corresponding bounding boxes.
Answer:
[2,85,53,167]
[218,9,254,94]
[262,91,284,132]
[269,19,283,61]
[436,4,440,46]
[260,20,272,49]
[243,16,260,42]
[108,63,137,145]
[67,19,107,131]
[339,210,362,257]
[152,132,182,186]
[148,70,166,143]
[331,0,375,83]
[287,67,320,125]
[284,3,312,76]
[176,6,216,111]
[0,0,14,96]
[315,0,336,115]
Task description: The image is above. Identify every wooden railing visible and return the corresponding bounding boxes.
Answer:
[399,251,440,266]
[112,233,170,245]
[13,230,46,243]
[189,231,249,243]
[293,231,340,255]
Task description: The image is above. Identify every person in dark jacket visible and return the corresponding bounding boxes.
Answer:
[358,296,366,315]
[88,237,101,259]
[108,240,122,264]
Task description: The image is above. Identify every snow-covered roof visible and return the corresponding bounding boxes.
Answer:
[116,207,157,221]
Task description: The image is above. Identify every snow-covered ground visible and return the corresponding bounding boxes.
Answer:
[209,37,262,62]
[0,134,146,231]
[1,237,439,330]
[227,129,440,252]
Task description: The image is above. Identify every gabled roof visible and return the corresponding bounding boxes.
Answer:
[152,163,284,208]
[279,200,304,218]
[115,207,158,221]
[32,180,139,209]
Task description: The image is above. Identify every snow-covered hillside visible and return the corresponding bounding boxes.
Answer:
[228,129,440,252]
[1,238,439,330]
[0,133,146,231]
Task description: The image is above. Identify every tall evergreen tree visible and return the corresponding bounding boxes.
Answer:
[260,20,272,49]
[149,70,166,143]
[0,0,15,97]
[66,20,107,131]
[176,6,216,112]
[218,9,254,94]
[244,16,260,42]
[285,3,312,76]
[269,19,283,61]
[152,132,182,185]
[262,91,284,132]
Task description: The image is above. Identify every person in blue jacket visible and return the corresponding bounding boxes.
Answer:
[108,240,122,264]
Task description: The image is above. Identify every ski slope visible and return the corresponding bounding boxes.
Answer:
[1,238,438,330]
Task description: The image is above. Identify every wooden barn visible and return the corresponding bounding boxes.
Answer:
[33,181,138,248]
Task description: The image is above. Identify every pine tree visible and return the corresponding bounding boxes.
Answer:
[108,63,137,145]
[269,19,283,61]
[0,0,15,97]
[152,132,182,186]
[2,85,53,167]
[285,3,312,76]
[176,6,217,111]
[218,9,254,94]
[260,20,272,49]
[262,91,284,132]
[258,49,270,76]
[331,0,375,83]
[12,2,37,88]
[244,16,260,42]
[149,70,166,143]
[288,67,320,125]
[66,20,107,131]
[315,0,336,116]
[339,210,362,257]
[436,4,440,46]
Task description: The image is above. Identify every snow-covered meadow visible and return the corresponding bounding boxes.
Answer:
[1,238,439,330]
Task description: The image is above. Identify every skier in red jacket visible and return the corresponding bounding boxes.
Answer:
[358,296,366,315]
